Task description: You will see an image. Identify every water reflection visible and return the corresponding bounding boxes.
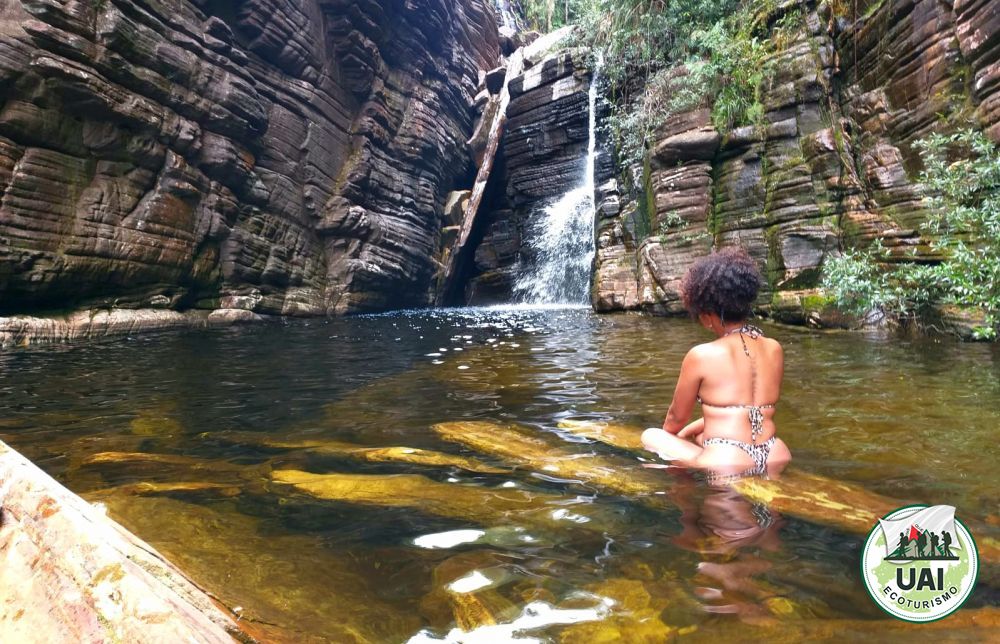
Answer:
[667,469,786,618]
[0,307,997,640]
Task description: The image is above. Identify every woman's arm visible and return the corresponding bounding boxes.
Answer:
[662,347,704,434]
[677,417,705,439]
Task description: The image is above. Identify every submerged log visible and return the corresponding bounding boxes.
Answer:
[432,421,666,497]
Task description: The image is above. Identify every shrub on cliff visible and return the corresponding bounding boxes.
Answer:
[569,0,766,168]
[823,129,1000,339]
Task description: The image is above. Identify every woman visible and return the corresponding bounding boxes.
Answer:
[641,248,791,477]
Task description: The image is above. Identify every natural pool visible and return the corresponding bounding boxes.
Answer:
[1,307,998,642]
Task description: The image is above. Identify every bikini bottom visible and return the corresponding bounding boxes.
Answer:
[702,435,776,475]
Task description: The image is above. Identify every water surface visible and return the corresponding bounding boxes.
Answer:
[1,307,997,641]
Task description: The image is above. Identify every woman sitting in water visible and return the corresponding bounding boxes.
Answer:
[642,248,791,477]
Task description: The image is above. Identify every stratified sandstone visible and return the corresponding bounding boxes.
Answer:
[592,0,1000,326]
[464,42,594,302]
[0,0,498,318]
[0,306,264,348]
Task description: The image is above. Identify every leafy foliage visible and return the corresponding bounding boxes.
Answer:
[822,129,1000,339]
[520,0,591,32]
[564,1,770,169]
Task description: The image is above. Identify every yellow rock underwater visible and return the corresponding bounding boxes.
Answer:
[270,469,616,533]
[432,421,665,497]
[224,433,507,474]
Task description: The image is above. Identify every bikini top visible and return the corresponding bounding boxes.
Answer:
[696,323,777,443]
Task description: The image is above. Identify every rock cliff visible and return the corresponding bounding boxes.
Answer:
[463,41,596,303]
[592,0,1000,326]
[0,0,498,317]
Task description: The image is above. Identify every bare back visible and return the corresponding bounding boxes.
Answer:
[695,334,783,443]
[650,325,790,474]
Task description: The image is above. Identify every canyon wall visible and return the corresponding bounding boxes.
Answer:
[0,0,498,317]
[464,42,597,303]
[593,0,1000,326]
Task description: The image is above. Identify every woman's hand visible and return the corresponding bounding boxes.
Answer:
[677,417,705,440]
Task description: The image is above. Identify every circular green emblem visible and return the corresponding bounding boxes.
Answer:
[861,505,978,622]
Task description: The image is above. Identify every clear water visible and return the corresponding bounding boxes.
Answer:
[0,307,998,641]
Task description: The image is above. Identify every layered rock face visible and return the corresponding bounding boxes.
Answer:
[0,0,498,317]
[594,0,1000,325]
[464,44,594,302]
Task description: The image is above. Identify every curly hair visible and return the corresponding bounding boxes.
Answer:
[680,247,762,321]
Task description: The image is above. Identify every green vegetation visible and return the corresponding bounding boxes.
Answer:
[656,211,685,233]
[822,130,1000,339]
[539,1,777,170]
[520,0,589,31]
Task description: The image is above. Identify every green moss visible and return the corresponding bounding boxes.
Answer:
[862,0,888,19]
[802,292,835,310]
[633,152,654,241]
[763,225,782,290]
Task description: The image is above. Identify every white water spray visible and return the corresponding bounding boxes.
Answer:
[514,57,602,305]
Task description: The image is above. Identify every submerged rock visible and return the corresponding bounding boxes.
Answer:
[552,419,1000,568]
[270,469,617,532]
[222,433,508,475]
[432,420,666,497]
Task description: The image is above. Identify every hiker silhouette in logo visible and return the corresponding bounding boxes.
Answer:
[930,531,940,558]
[916,529,928,557]
[897,531,909,558]
[942,530,953,557]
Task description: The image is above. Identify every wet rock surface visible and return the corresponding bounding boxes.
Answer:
[0,439,253,642]
[0,0,499,318]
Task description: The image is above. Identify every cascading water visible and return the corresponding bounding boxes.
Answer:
[514,57,602,305]
[493,0,525,32]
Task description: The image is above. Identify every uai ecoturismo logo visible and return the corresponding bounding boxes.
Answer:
[861,505,979,622]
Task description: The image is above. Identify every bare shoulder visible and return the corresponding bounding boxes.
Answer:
[760,336,784,362]
[681,342,717,370]
[684,341,728,369]
[762,336,784,354]
[687,341,724,360]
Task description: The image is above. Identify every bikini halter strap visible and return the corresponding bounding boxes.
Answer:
[722,323,763,357]
[722,323,765,441]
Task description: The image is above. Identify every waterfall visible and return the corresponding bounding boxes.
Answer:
[514,58,601,306]
[494,0,525,32]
